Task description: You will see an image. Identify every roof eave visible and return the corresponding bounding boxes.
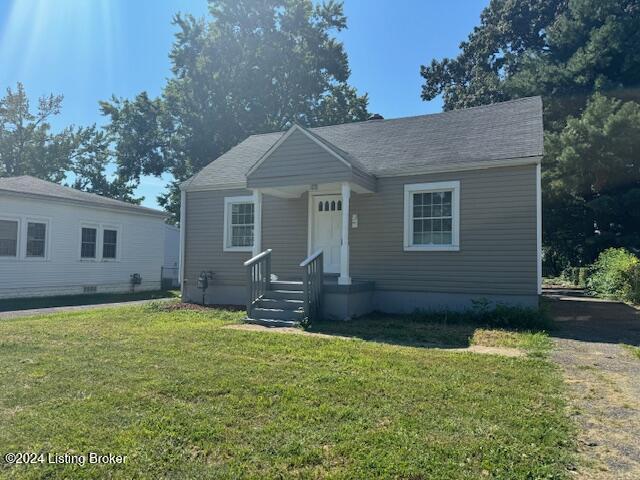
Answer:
[0,189,167,218]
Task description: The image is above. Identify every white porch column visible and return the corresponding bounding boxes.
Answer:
[339,182,351,285]
[252,189,262,256]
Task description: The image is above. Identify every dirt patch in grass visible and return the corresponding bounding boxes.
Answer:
[553,340,640,479]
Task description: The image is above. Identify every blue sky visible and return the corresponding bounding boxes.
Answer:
[0,0,488,208]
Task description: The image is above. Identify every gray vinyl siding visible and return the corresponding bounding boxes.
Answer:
[184,188,252,287]
[247,129,376,191]
[183,189,308,289]
[349,164,537,295]
[262,193,308,279]
[184,163,537,296]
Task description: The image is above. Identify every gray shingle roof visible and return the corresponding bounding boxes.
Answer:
[185,96,544,190]
[0,176,166,217]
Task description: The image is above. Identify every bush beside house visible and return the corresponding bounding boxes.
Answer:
[586,248,640,304]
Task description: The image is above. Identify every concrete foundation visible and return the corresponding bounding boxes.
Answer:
[184,283,539,319]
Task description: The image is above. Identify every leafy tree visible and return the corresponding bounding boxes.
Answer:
[101,0,369,222]
[420,0,640,269]
[0,83,140,202]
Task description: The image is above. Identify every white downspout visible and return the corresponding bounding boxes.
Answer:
[339,182,351,285]
[252,189,263,256]
[536,162,542,295]
[179,188,186,297]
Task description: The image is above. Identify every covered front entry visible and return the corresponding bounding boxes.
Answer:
[310,193,342,273]
[245,122,377,286]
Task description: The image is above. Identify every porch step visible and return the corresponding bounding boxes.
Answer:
[257,297,304,310]
[244,317,300,328]
[252,307,305,322]
[270,280,303,291]
[263,290,304,301]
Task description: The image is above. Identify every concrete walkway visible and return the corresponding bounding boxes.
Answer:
[545,289,640,479]
[0,298,172,320]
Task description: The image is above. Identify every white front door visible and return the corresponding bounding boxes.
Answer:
[311,194,342,273]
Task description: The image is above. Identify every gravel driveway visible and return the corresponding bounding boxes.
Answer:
[546,289,640,479]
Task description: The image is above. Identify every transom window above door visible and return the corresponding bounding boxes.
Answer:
[318,200,342,212]
[224,196,255,252]
[404,181,460,251]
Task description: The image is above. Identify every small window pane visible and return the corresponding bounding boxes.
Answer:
[0,220,18,257]
[410,188,455,246]
[81,227,97,258]
[103,229,117,259]
[331,201,336,211]
[324,201,329,211]
[26,222,46,257]
[318,201,323,211]
[229,202,254,247]
[337,200,342,211]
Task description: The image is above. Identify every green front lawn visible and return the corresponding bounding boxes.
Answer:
[0,306,573,479]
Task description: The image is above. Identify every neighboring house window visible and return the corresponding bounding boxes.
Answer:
[81,227,97,258]
[404,181,460,251]
[0,219,18,257]
[224,196,255,251]
[102,229,118,259]
[26,222,46,258]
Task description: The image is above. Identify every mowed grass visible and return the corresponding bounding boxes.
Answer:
[622,344,640,360]
[0,306,573,479]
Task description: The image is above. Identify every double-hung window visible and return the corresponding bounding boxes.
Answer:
[0,219,18,257]
[404,181,460,251]
[102,229,118,259]
[26,222,47,258]
[223,196,255,251]
[81,227,98,259]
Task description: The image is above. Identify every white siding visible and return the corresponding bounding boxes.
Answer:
[164,224,180,268]
[0,195,165,299]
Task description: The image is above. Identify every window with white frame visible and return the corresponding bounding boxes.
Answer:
[0,219,19,257]
[224,196,255,251]
[81,227,98,259]
[404,181,460,251]
[102,229,118,259]
[26,222,47,258]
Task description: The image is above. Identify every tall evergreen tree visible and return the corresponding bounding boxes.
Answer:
[420,0,640,269]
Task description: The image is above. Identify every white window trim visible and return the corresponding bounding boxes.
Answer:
[23,217,51,261]
[403,180,460,252]
[0,215,21,260]
[0,214,52,261]
[79,223,122,262]
[223,196,255,252]
[101,224,121,262]
[79,223,100,261]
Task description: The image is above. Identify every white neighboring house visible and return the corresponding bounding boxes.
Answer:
[0,175,168,299]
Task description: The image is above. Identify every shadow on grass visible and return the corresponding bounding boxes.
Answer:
[308,313,477,349]
[307,304,553,350]
[0,290,180,312]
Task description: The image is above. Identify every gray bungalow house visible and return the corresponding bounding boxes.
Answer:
[180,97,543,325]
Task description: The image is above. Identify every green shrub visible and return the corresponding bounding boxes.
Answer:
[561,266,590,287]
[587,248,640,303]
[409,299,553,331]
